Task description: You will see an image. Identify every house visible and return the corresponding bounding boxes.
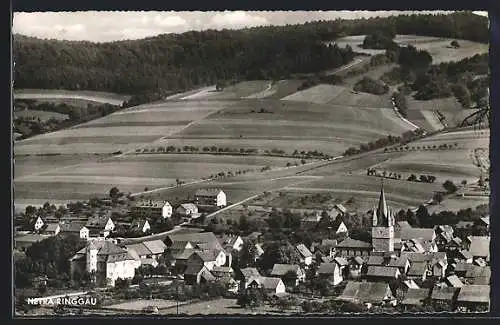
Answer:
[195,188,227,207]
[331,218,349,235]
[132,200,172,219]
[86,215,115,238]
[176,203,200,218]
[270,264,305,286]
[184,264,216,285]
[399,227,436,244]
[247,277,286,295]
[130,219,151,233]
[239,267,262,289]
[187,249,226,271]
[318,239,337,258]
[445,237,464,253]
[407,262,428,281]
[317,262,343,286]
[43,223,61,236]
[366,265,400,282]
[295,244,313,266]
[125,240,166,260]
[60,222,89,240]
[33,216,45,231]
[400,252,448,279]
[396,221,412,229]
[337,281,395,306]
[211,266,234,279]
[456,285,490,312]
[401,279,420,290]
[387,256,410,275]
[254,244,264,262]
[468,236,490,261]
[464,265,490,285]
[348,256,365,278]
[455,221,474,232]
[402,238,438,253]
[400,288,431,309]
[456,249,473,264]
[329,204,347,219]
[335,238,372,257]
[218,235,244,252]
[430,287,459,309]
[69,240,137,287]
[444,275,464,288]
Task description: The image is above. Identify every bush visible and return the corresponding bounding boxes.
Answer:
[443,180,458,193]
[354,76,389,95]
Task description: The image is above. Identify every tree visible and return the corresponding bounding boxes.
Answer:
[259,242,301,271]
[433,192,444,204]
[443,180,458,194]
[109,187,120,199]
[408,174,417,182]
[461,179,468,186]
[451,40,460,48]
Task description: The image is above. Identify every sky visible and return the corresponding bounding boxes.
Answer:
[12,11,487,43]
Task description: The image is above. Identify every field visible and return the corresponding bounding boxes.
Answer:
[104,299,177,311]
[14,100,228,155]
[426,196,489,214]
[332,35,488,64]
[14,89,131,106]
[157,298,284,315]
[14,153,298,205]
[14,109,69,121]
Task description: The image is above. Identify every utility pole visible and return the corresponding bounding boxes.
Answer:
[176,280,179,315]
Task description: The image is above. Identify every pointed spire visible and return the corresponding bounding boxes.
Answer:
[377,178,388,222]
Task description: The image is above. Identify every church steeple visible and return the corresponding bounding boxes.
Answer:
[373,179,394,227]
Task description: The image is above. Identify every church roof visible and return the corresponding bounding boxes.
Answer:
[373,181,394,227]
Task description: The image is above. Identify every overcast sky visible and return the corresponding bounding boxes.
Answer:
[12,11,487,43]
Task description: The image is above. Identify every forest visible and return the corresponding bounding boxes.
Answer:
[13,11,488,99]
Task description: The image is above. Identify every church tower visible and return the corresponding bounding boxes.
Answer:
[371,180,395,252]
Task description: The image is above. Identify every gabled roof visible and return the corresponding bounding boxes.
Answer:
[240,267,261,279]
[60,222,87,233]
[401,288,430,306]
[336,238,372,249]
[400,228,435,242]
[249,276,283,290]
[400,252,447,264]
[458,249,473,260]
[212,266,233,273]
[334,256,349,267]
[431,287,458,301]
[402,279,420,289]
[126,243,151,256]
[184,263,205,275]
[170,240,192,252]
[468,236,490,258]
[193,250,220,262]
[479,216,490,226]
[179,203,198,211]
[270,264,301,276]
[352,256,365,266]
[86,215,112,229]
[338,281,393,303]
[333,204,347,214]
[396,221,412,229]
[367,255,384,266]
[456,221,474,229]
[142,240,167,255]
[445,275,464,288]
[388,256,409,268]
[296,244,313,258]
[131,219,149,230]
[76,240,134,263]
[367,265,399,278]
[407,262,427,276]
[134,200,169,208]
[457,285,490,304]
[465,266,491,279]
[317,262,338,275]
[167,232,222,250]
[195,188,224,197]
[45,223,60,232]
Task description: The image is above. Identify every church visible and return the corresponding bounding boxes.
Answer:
[371,182,395,252]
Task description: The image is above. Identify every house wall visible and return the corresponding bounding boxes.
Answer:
[337,222,348,234]
[162,204,172,218]
[142,222,151,233]
[217,192,227,207]
[34,218,44,231]
[304,256,313,266]
[86,248,98,273]
[105,219,115,232]
[275,281,286,294]
[106,260,135,285]
[80,228,89,240]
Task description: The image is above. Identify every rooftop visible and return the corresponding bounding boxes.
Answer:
[296,243,313,258]
[400,228,435,242]
[336,237,372,249]
[134,200,169,208]
[270,264,301,276]
[195,188,224,197]
[366,265,399,278]
[468,236,490,258]
[401,288,430,306]
[457,285,490,304]
[338,281,392,304]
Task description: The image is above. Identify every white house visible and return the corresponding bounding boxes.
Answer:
[219,235,244,252]
[195,189,227,207]
[132,200,172,219]
[80,226,89,240]
[317,261,343,286]
[34,216,45,231]
[248,277,286,295]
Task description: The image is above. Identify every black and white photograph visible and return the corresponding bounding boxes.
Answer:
[12,10,491,316]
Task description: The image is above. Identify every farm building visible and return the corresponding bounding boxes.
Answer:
[15,234,50,251]
[335,238,372,257]
[85,215,115,238]
[317,261,344,286]
[43,223,61,236]
[59,222,89,240]
[125,240,166,260]
[366,265,400,282]
[132,200,172,219]
[195,188,226,207]
[239,267,262,289]
[184,264,215,285]
[337,281,395,306]
[217,235,244,252]
[295,243,313,266]
[430,287,459,309]
[176,203,200,218]
[468,236,490,261]
[400,288,431,309]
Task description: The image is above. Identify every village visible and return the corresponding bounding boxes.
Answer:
[14,180,490,315]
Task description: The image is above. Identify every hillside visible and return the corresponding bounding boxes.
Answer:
[13,12,487,96]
